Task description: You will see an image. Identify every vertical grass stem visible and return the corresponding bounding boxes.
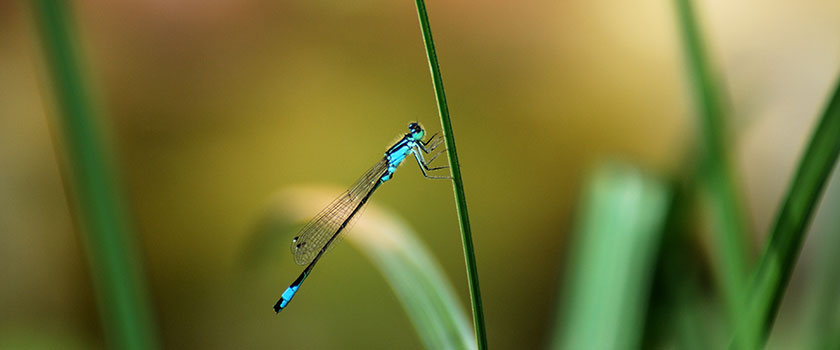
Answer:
[674,0,751,334]
[413,1,487,348]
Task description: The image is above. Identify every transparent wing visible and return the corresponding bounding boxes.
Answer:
[291,158,389,265]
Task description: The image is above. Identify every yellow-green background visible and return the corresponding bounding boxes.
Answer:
[1,0,838,348]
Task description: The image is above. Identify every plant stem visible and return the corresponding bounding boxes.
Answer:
[674,0,750,328]
[32,1,159,349]
[413,1,487,349]
[739,80,840,346]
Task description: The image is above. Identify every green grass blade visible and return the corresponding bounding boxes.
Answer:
[413,1,487,349]
[804,170,840,350]
[251,187,475,349]
[31,1,159,349]
[738,80,840,346]
[649,182,715,349]
[674,0,751,328]
[552,164,670,349]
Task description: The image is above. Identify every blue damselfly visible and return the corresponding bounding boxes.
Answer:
[274,122,450,312]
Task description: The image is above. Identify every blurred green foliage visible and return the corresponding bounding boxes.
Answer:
[674,0,750,332]
[552,164,669,349]
[739,79,840,347]
[31,1,158,349]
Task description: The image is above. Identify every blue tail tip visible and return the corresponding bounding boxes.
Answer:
[274,285,299,313]
[273,297,290,313]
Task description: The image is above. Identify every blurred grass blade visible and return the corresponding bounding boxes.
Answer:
[739,80,840,346]
[552,164,670,349]
[674,0,751,322]
[804,169,840,350]
[414,1,486,349]
[649,182,715,349]
[250,187,475,350]
[31,1,159,349]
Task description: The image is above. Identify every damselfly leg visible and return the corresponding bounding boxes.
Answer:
[424,148,447,165]
[419,132,445,153]
[413,146,451,180]
[417,133,449,169]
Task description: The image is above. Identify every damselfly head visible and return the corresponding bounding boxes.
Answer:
[408,122,425,141]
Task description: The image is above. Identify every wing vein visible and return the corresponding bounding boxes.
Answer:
[291,158,389,265]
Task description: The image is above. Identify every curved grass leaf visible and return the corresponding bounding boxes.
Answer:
[247,186,474,350]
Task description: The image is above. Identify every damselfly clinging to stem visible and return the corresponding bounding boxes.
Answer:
[274,122,451,312]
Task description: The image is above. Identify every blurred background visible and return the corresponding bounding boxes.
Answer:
[1,0,839,348]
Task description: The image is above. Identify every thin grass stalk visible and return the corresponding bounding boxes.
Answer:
[32,1,159,349]
[674,0,751,331]
[413,1,487,349]
[739,79,840,347]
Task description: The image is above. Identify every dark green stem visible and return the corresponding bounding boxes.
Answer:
[739,80,840,346]
[32,1,159,349]
[674,0,750,328]
[413,1,487,349]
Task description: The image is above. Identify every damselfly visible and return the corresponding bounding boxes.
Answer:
[274,122,450,312]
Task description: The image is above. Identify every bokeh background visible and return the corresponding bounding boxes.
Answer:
[2,0,839,349]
